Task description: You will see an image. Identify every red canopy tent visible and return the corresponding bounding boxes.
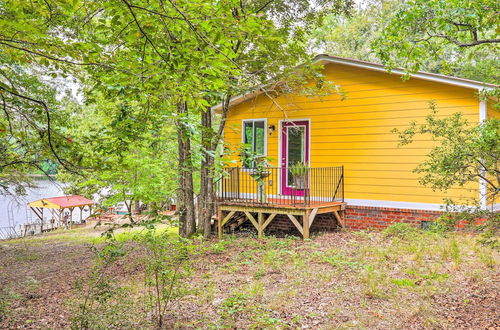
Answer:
[28,195,95,229]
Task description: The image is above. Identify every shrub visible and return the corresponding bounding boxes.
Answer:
[70,242,134,330]
[135,229,198,328]
[436,208,499,248]
[383,223,419,240]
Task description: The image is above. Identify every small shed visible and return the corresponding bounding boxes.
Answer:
[28,195,94,229]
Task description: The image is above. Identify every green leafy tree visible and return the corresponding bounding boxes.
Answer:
[373,0,499,78]
[313,0,398,61]
[0,65,72,195]
[58,95,179,220]
[394,102,499,208]
[1,0,354,238]
[314,0,499,84]
[69,0,353,237]
[0,1,100,194]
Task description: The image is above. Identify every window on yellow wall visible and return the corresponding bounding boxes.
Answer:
[242,119,266,168]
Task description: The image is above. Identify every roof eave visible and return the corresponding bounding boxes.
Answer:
[315,55,497,91]
[213,55,497,112]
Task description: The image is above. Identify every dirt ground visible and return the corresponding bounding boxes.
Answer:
[0,225,498,329]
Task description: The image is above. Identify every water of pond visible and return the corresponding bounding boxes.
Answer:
[0,177,91,228]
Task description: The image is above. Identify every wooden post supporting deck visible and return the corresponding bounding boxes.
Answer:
[258,213,264,239]
[217,207,223,240]
[303,210,310,239]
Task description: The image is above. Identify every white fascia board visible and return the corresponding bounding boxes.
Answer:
[316,55,492,91]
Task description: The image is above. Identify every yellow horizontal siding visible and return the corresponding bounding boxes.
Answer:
[223,62,482,205]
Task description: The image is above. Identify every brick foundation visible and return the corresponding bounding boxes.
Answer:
[345,205,442,230]
[221,205,488,237]
[223,205,449,237]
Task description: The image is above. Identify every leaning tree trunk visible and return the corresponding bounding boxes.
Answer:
[198,107,216,238]
[176,101,196,237]
[197,97,230,238]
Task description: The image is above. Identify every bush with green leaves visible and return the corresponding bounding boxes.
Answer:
[394,105,499,240]
[70,242,134,330]
[135,229,198,328]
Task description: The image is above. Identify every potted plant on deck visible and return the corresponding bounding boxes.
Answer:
[250,156,271,203]
[240,145,272,203]
[290,162,309,190]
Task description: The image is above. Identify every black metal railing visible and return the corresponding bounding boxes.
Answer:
[218,166,344,207]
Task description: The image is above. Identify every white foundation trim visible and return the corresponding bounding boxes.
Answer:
[344,199,445,211]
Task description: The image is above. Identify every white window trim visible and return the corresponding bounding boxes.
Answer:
[241,118,268,168]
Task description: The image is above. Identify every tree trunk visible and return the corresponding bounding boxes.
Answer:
[134,200,141,214]
[197,96,230,239]
[198,107,216,238]
[176,101,196,237]
[124,197,134,223]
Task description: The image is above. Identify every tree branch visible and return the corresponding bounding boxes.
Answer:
[121,0,171,65]
[0,85,79,174]
[427,34,500,47]
[0,41,102,66]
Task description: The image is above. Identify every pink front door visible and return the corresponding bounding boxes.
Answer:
[281,120,310,196]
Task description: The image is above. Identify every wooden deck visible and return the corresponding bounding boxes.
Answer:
[217,200,346,240]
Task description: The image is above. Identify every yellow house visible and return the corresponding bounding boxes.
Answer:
[215,55,497,237]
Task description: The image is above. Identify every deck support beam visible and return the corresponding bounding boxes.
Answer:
[303,211,310,239]
[217,202,346,240]
[244,212,259,231]
[308,208,318,229]
[221,211,236,227]
[333,210,344,228]
[217,208,223,240]
[287,214,303,237]
[262,214,276,231]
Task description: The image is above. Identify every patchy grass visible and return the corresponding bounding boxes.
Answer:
[0,224,498,329]
[2,223,177,246]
